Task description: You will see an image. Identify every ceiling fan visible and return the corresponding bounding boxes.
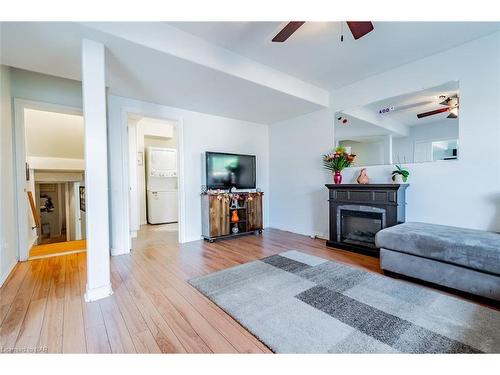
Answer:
[416,95,459,119]
[271,21,374,42]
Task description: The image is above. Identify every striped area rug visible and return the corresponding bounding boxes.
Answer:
[189,250,500,353]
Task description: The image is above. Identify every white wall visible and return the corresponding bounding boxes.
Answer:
[24,108,84,159]
[269,108,334,238]
[0,65,18,286]
[10,67,82,108]
[269,31,500,236]
[340,139,386,166]
[392,120,459,164]
[108,95,270,253]
[28,156,84,171]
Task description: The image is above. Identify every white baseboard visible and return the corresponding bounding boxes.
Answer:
[0,259,18,288]
[111,247,130,256]
[312,232,328,240]
[84,283,113,302]
[130,231,138,238]
[267,225,328,241]
[28,235,38,248]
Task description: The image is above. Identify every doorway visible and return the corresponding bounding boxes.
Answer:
[15,100,86,260]
[128,114,180,248]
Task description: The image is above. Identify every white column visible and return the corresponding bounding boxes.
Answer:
[384,134,393,165]
[81,39,112,302]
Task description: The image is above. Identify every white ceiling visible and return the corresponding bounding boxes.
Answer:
[25,109,84,159]
[169,22,500,89]
[335,115,390,141]
[2,22,499,125]
[1,22,325,124]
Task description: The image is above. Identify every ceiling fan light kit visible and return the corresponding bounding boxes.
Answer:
[416,95,459,119]
[447,107,459,118]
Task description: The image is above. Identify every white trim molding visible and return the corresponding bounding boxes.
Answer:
[13,98,83,261]
[84,283,113,302]
[107,95,187,257]
[0,259,18,288]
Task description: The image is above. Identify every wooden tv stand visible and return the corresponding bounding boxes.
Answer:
[201,191,263,242]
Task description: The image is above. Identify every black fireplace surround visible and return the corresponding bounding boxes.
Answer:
[325,184,408,257]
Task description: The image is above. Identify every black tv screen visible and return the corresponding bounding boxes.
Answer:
[206,152,256,189]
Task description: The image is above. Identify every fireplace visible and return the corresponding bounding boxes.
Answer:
[325,184,408,257]
[337,205,386,249]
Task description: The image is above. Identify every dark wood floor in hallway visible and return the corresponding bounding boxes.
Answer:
[1,228,494,353]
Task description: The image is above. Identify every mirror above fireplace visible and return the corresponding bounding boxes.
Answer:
[334,81,459,167]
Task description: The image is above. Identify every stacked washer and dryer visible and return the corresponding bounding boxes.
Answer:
[146,147,178,224]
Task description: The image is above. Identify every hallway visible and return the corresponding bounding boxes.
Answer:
[29,240,86,259]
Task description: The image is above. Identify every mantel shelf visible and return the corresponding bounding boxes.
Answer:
[325,184,409,189]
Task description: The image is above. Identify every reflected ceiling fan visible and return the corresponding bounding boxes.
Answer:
[416,95,459,119]
[271,21,374,42]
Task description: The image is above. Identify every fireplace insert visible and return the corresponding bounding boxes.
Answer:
[325,184,408,257]
[338,207,385,248]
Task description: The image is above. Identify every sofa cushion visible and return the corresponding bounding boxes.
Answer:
[375,222,500,276]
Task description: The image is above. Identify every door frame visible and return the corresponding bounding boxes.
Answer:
[13,98,83,260]
[125,111,185,246]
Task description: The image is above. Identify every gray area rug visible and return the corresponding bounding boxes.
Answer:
[188,251,500,353]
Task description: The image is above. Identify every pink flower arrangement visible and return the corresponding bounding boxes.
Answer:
[322,147,356,172]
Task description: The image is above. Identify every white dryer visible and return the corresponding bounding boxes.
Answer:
[146,147,178,224]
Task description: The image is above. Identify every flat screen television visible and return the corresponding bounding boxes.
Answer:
[206,152,256,189]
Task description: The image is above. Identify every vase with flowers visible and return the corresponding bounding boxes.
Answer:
[322,146,356,184]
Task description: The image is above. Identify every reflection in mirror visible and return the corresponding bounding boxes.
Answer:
[335,81,459,167]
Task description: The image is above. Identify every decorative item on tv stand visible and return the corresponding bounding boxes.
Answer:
[322,146,356,184]
[201,188,264,243]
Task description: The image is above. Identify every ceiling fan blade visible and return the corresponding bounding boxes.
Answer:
[393,100,435,112]
[416,107,449,119]
[346,21,374,40]
[272,22,305,42]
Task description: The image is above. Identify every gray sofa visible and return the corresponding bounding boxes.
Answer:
[375,222,500,301]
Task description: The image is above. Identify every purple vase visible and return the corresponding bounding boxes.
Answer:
[333,171,342,184]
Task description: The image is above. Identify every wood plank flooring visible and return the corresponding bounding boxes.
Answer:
[29,240,86,259]
[0,227,496,353]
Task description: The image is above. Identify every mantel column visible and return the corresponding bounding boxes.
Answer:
[81,39,112,302]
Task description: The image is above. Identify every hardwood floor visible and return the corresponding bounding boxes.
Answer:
[0,227,495,353]
[29,240,86,259]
